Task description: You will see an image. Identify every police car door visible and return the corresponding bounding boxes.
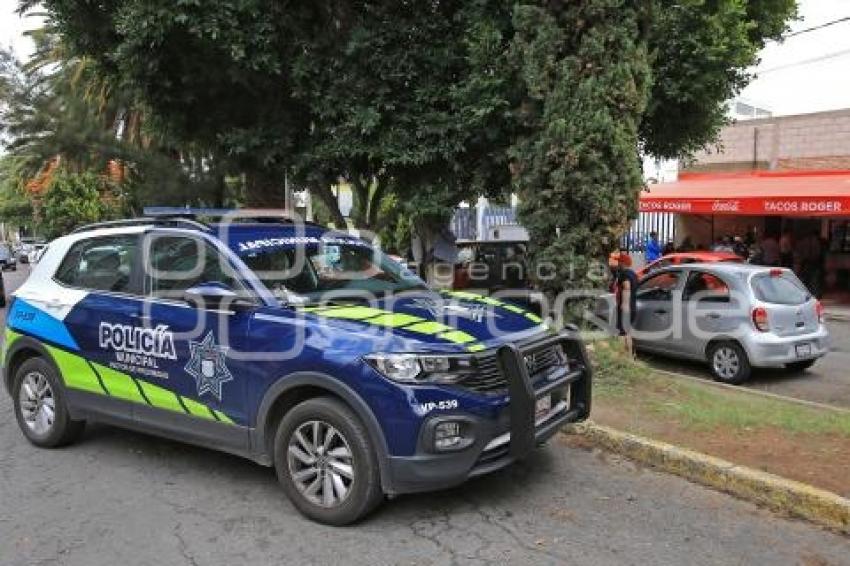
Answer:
[138,231,253,446]
[52,234,147,420]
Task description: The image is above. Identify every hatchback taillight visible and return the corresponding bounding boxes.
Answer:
[816,300,825,324]
[752,307,770,332]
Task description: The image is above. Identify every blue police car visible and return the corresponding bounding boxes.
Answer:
[3,212,591,524]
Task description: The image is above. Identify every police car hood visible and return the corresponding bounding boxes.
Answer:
[294,291,547,353]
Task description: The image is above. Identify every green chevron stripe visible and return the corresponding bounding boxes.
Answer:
[47,346,104,394]
[41,345,236,425]
[138,380,185,413]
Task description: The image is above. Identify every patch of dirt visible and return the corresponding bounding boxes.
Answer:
[590,401,850,498]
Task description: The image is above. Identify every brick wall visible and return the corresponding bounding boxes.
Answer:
[686,109,850,172]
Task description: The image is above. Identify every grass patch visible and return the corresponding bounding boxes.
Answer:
[587,339,649,396]
[657,380,850,436]
[588,339,850,437]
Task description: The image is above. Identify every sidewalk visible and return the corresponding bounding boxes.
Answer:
[825,305,850,322]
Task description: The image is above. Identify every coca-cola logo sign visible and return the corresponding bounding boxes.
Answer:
[712,200,740,212]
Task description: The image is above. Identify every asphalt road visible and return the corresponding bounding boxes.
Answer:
[639,319,850,409]
[1,266,849,565]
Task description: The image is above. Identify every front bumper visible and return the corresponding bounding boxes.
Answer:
[385,332,591,494]
[742,326,830,367]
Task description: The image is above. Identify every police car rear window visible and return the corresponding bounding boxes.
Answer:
[55,235,138,293]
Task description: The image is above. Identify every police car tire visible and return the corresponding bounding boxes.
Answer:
[12,357,85,448]
[274,396,384,525]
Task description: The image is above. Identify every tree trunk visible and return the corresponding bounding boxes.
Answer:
[349,175,369,228]
[366,176,386,229]
[311,182,348,229]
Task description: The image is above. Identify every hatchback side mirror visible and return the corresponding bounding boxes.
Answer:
[184,282,255,312]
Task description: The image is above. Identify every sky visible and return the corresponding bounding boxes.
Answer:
[1,0,850,117]
[740,0,850,116]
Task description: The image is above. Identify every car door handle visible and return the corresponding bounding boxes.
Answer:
[707,313,722,319]
[653,309,668,315]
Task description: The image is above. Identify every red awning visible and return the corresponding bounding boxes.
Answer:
[639,170,850,216]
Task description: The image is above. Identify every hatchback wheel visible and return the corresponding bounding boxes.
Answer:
[12,357,85,447]
[274,397,383,525]
[708,341,751,385]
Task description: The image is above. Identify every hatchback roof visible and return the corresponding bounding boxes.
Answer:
[667,262,780,275]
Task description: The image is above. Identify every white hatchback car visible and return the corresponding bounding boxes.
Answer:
[602,263,830,384]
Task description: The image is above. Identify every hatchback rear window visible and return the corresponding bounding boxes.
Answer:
[751,273,809,305]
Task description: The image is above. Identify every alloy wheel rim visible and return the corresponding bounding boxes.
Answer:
[19,371,55,436]
[287,420,354,508]
[713,347,740,379]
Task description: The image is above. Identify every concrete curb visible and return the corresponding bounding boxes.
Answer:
[564,421,850,534]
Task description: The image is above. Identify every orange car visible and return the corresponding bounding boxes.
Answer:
[637,251,743,279]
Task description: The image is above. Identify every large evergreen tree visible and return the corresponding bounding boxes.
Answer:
[507,1,651,293]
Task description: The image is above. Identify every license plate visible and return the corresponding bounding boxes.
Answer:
[796,343,812,358]
[535,395,552,420]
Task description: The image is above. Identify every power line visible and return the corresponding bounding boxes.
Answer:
[757,47,850,74]
[785,16,850,38]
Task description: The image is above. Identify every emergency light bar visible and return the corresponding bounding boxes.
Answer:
[143,207,289,217]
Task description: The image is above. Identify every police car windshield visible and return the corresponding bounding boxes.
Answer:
[241,241,427,301]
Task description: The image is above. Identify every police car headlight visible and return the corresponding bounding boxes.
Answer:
[365,354,474,384]
[365,354,422,382]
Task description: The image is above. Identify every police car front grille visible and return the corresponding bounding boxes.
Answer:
[459,343,563,394]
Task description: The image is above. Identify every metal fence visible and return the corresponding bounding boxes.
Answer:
[452,205,674,252]
[451,207,477,240]
[621,212,677,253]
[451,204,521,241]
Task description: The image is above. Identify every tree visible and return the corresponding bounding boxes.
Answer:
[641,0,797,158]
[0,29,244,221]
[24,0,797,298]
[41,168,123,238]
[26,1,512,227]
[507,1,652,295]
[0,155,35,232]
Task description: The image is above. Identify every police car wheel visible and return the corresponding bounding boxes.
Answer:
[12,357,85,448]
[274,397,383,525]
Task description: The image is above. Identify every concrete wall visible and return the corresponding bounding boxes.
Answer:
[687,109,850,173]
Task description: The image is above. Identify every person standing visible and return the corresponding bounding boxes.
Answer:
[761,234,780,266]
[779,230,794,269]
[796,231,823,297]
[645,231,662,262]
[608,250,638,356]
[732,236,748,258]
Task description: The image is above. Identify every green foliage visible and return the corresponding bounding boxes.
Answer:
[18,0,797,283]
[41,169,123,238]
[374,192,411,256]
[590,339,649,397]
[642,0,797,158]
[509,1,652,292]
[0,155,35,228]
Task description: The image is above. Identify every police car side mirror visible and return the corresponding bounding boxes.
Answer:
[184,282,255,312]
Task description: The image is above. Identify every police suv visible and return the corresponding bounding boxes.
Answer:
[3,212,591,525]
